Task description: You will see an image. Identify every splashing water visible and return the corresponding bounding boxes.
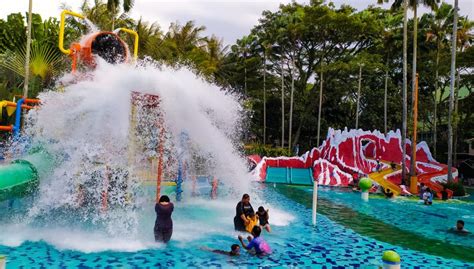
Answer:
[0,58,261,251]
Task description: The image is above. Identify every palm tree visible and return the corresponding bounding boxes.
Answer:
[81,0,134,32]
[379,0,409,184]
[23,0,33,98]
[196,36,228,79]
[261,42,271,145]
[107,0,134,30]
[381,12,403,134]
[393,0,440,179]
[425,2,453,159]
[447,0,458,181]
[316,64,323,146]
[453,17,473,164]
[355,64,363,129]
[134,18,162,58]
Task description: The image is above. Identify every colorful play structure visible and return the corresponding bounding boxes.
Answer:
[0,98,40,137]
[0,10,218,205]
[255,128,457,198]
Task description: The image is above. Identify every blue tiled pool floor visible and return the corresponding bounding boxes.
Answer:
[0,186,473,268]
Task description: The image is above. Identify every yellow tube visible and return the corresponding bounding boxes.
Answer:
[59,10,85,55]
[117,28,139,60]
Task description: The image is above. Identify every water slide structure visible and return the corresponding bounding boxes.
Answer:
[0,10,218,204]
[255,128,457,197]
[0,10,141,203]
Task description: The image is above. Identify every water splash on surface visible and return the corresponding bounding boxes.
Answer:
[0,59,260,251]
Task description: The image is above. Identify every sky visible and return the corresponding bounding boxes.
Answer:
[1,0,473,45]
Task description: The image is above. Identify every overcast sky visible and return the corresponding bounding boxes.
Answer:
[1,0,473,45]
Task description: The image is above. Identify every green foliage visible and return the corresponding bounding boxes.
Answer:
[244,144,291,157]
[0,13,70,99]
[220,0,473,160]
[441,180,466,197]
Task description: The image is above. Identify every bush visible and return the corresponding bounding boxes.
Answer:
[442,180,466,197]
[244,143,291,157]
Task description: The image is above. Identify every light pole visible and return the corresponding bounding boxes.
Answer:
[355,64,363,129]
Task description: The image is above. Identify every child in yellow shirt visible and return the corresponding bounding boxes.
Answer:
[245,212,259,233]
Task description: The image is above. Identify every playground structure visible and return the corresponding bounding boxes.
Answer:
[256,128,457,198]
[0,10,219,205]
[0,98,40,137]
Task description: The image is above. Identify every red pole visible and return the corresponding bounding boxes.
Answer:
[410,74,419,194]
[211,177,218,199]
[156,116,164,202]
[102,165,110,212]
[0,125,13,132]
[192,175,196,196]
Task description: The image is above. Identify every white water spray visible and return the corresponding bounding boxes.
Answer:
[0,58,256,251]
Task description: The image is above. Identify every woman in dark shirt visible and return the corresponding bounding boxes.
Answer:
[154,195,174,243]
[234,193,254,231]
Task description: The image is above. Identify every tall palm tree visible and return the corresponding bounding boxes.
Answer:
[425,3,453,159]
[81,0,134,32]
[392,0,440,179]
[355,64,363,129]
[261,42,271,145]
[281,55,285,148]
[447,0,458,181]
[286,8,304,151]
[453,17,473,164]
[378,0,409,184]
[107,0,134,30]
[135,18,162,58]
[316,64,323,146]
[23,0,33,98]
[381,12,403,134]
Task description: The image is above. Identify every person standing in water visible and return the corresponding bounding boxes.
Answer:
[256,206,271,232]
[154,195,174,243]
[234,194,254,231]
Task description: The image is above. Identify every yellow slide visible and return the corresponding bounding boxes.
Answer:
[368,167,402,196]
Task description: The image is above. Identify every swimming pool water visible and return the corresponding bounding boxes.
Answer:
[305,186,474,249]
[0,185,473,268]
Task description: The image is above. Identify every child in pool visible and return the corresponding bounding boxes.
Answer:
[245,212,259,233]
[238,226,272,256]
[201,244,241,256]
[256,206,271,232]
[448,220,471,234]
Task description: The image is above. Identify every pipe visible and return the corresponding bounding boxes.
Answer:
[410,74,419,194]
[59,10,85,55]
[0,126,13,132]
[0,151,53,202]
[176,159,183,201]
[156,117,164,202]
[116,28,139,60]
[13,98,25,138]
[211,177,218,200]
[6,102,33,110]
[0,160,38,202]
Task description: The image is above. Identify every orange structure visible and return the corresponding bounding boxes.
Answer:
[59,10,138,72]
[410,74,419,194]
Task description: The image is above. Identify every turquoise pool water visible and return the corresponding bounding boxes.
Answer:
[305,186,474,249]
[0,185,473,268]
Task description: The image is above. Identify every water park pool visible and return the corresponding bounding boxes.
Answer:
[305,186,474,249]
[1,184,473,268]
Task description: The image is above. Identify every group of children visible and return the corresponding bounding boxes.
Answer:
[245,206,271,233]
[234,205,272,257]
[203,194,273,257]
